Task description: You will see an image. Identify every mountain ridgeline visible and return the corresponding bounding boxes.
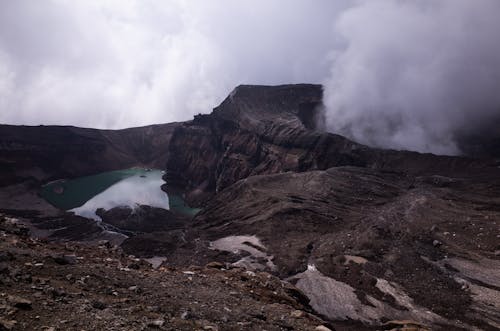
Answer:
[1,84,499,330]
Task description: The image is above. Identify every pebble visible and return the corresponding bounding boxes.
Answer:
[128,285,142,293]
[315,326,333,331]
[91,300,107,310]
[290,310,305,318]
[181,311,193,320]
[205,261,225,269]
[147,319,165,328]
[127,263,140,270]
[53,254,77,265]
[8,295,32,310]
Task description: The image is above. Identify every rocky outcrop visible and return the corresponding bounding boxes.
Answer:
[166,84,491,206]
[154,166,500,330]
[0,122,179,187]
[97,205,187,233]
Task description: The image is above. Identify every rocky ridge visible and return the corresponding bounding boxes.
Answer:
[0,84,499,330]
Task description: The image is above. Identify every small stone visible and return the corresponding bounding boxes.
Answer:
[8,295,32,310]
[315,326,333,331]
[128,285,142,293]
[290,310,305,318]
[205,261,225,269]
[91,300,107,310]
[97,240,111,248]
[147,319,165,328]
[53,255,77,265]
[50,287,66,298]
[181,311,192,320]
[127,263,140,270]
[432,240,442,247]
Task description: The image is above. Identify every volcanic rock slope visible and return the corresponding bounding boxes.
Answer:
[0,122,179,187]
[161,85,500,330]
[0,214,329,331]
[1,84,499,330]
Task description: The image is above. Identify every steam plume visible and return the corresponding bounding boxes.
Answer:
[324,0,500,155]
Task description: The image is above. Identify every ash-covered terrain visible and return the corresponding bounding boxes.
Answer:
[1,84,499,330]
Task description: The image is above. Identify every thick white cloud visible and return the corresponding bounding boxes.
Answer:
[324,0,500,155]
[1,0,500,155]
[0,0,347,129]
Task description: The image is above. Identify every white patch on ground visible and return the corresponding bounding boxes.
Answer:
[374,278,442,322]
[445,257,500,288]
[344,255,368,265]
[288,264,444,326]
[427,257,500,329]
[209,235,276,271]
[145,256,167,269]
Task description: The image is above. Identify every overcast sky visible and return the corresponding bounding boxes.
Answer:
[1,0,500,154]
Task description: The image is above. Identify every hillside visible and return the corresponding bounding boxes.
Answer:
[0,84,499,330]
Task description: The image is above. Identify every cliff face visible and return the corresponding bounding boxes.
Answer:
[166,84,489,205]
[0,84,489,195]
[0,122,179,187]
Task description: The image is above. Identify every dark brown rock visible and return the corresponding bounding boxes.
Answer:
[97,205,187,233]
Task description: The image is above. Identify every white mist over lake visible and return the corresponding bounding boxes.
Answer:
[70,170,169,220]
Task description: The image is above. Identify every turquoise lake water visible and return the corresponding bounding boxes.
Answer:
[40,168,200,219]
